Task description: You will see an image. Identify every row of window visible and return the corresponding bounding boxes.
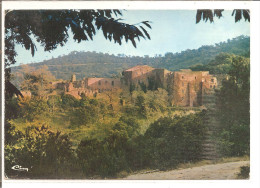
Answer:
[182,75,197,79]
[181,76,215,83]
[98,80,114,86]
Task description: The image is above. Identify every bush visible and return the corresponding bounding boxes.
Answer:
[18,97,49,121]
[141,112,207,170]
[77,132,130,178]
[5,124,80,179]
[77,112,207,177]
[76,117,141,178]
[237,165,250,179]
[218,123,250,157]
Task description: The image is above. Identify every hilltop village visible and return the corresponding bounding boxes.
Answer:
[51,65,217,107]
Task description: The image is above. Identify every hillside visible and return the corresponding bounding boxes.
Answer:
[11,35,249,80]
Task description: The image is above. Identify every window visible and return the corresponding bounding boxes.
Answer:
[112,81,114,86]
[182,82,184,86]
[105,80,108,84]
[98,80,101,85]
[182,75,184,79]
[211,79,214,83]
[182,89,184,94]
[210,85,212,88]
[195,76,197,79]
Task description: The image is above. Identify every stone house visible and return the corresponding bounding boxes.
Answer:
[53,65,217,106]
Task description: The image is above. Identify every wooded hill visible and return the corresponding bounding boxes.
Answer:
[11,35,249,80]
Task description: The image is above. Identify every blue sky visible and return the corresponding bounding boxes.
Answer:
[15,10,250,65]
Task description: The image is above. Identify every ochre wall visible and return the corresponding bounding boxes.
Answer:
[171,70,217,107]
[54,66,217,106]
[86,78,121,91]
[123,65,155,86]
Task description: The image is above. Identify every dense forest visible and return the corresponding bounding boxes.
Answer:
[11,35,249,81]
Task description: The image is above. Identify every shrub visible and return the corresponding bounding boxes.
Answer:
[17,97,49,121]
[237,165,250,179]
[77,133,130,178]
[5,124,79,179]
[142,112,207,170]
[218,123,250,157]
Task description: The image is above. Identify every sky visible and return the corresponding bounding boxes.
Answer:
[14,10,250,65]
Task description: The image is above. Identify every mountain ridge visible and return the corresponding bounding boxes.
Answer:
[11,35,249,80]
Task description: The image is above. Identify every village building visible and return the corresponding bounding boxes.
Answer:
[52,65,217,107]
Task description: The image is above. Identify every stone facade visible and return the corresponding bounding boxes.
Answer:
[170,69,217,107]
[52,65,217,106]
[53,76,122,99]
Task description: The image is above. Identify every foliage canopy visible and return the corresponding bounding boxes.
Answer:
[5,10,151,67]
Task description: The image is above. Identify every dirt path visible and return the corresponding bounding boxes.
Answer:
[125,161,249,180]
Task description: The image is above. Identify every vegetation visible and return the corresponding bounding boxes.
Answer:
[5,93,206,179]
[11,36,249,82]
[190,52,250,158]
[190,53,242,75]
[5,125,81,179]
[4,9,250,179]
[5,48,250,179]
[236,165,250,179]
[215,55,250,157]
[4,9,151,100]
[5,10,151,67]
[5,67,207,178]
[195,9,250,24]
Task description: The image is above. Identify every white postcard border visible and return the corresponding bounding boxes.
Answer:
[1,1,260,188]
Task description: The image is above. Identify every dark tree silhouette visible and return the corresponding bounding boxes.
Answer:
[4,10,151,67]
[196,9,250,23]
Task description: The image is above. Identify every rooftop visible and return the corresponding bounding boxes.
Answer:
[124,65,154,72]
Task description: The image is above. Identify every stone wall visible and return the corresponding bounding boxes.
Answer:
[60,77,123,99]
[86,78,121,91]
[53,65,217,106]
[123,65,155,86]
[171,69,217,107]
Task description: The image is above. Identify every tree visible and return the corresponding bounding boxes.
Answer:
[135,95,147,118]
[215,55,250,156]
[17,97,49,121]
[4,10,151,67]
[19,65,55,97]
[196,9,250,23]
[190,53,236,74]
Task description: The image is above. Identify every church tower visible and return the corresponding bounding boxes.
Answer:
[71,74,76,82]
